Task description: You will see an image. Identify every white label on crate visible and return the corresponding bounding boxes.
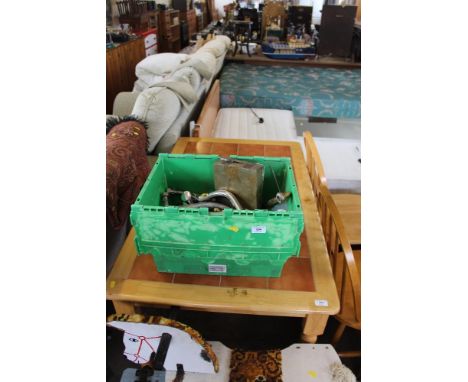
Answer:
[315,299,329,307]
[208,264,227,273]
[251,226,267,234]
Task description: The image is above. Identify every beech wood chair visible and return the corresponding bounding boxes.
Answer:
[303,131,361,245]
[303,130,327,200]
[317,183,361,356]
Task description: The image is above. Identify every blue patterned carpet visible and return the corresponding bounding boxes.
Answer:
[220,63,361,118]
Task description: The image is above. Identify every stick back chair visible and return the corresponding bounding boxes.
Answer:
[303,131,361,245]
[317,183,361,353]
[303,131,327,200]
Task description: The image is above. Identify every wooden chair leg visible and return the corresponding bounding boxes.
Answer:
[331,322,347,345]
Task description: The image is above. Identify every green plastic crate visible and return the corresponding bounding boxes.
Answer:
[130,154,304,277]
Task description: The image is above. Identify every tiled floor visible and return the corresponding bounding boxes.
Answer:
[106,302,360,381]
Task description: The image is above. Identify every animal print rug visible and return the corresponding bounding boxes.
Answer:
[229,349,283,382]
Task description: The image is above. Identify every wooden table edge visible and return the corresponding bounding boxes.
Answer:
[171,137,304,152]
[106,279,339,316]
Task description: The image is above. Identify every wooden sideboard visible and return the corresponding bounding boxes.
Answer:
[106,37,146,114]
[158,10,181,53]
[179,9,196,40]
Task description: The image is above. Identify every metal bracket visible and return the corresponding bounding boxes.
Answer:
[120,332,173,382]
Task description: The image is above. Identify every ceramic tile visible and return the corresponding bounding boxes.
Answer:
[264,145,291,158]
[183,142,200,154]
[173,273,221,286]
[268,257,315,292]
[238,144,265,156]
[220,276,269,289]
[299,233,310,258]
[190,141,213,154]
[210,142,239,157]
[128,255,174,283]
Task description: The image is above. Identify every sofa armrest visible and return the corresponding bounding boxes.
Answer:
[112,91,140,116]
[155,121,188,153]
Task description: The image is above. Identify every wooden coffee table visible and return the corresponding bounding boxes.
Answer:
[107,137,339,342]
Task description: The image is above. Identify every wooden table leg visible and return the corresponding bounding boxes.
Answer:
[302,314,329,343]
[113,300,136,315]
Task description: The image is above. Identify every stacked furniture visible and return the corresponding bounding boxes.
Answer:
[179,9,197,40]
[116,0,158,32]
[238,8,260,34]
[158,9,181,53]
[261,1,287,40]
[200,2,209,28]
[196,13,204,32]
[318,5,357,57]
[288,5,313,35]
[110,35,231,154]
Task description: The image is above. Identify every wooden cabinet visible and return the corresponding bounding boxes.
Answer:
[179,9,196,39]
[106,38,146,114]
[196,14,203,32]
[318,5,357,57]
[116,0,158,33]
[157,10,181,53]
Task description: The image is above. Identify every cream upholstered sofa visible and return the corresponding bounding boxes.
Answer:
[110,36,231,154]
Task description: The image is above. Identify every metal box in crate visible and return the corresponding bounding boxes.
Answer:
[130,154,304,277]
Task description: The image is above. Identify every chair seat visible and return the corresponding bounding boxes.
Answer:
[335,250,361,330]
[332,194,361,245]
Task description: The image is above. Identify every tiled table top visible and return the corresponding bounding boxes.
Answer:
[107,137,339,318]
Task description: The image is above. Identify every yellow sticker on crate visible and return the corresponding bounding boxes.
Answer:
[307,370,318,378]
[228,226,239,232]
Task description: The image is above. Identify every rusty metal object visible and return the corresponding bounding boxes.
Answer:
[214,158,264,210]
[267,191,292,208]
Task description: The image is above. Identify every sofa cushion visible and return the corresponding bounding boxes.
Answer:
[136,53,190,77]
[197,39,226,57]
[134,53,190,91]
[131,87,181,153]
[170,66,202,90]
[214,35,231,49]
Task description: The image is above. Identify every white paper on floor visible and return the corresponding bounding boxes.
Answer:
[163,342,344,382]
